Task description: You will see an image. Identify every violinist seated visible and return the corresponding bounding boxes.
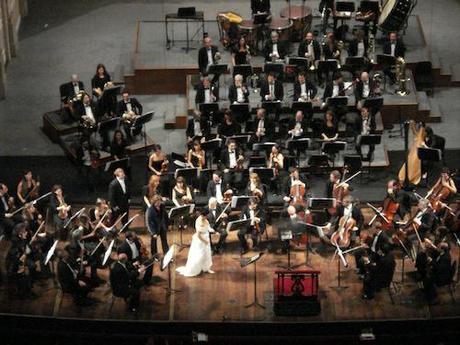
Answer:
[206,197,229,255]
[325,170,350,199]
[119,231,153,286]
[401,198,435,242]
[186,110,211,147]
[0,183,19,239]
[217,111,241,139]
[195,74,219,106]
[422,241,452,302]
[206,171,233,205]
[110,252,144,312]
[56,249,95,306]
[263,31,288,62]
[16,170,40,206]
[245,173,268,206]
[287,110,309,143]
[353,107,376,162]
[383,180,411,223]
[229,74,250,104]
[238,198,266,255]
[172,177,194,207]
[116,90,143,141]
[330,195,364,238]
[267,144,285,194]
[219,139,245,190]
[249,108,275,147]
[427,167,457,214]
[282,167,308,205]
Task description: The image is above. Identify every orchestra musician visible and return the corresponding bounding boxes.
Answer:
[60,74,85,122]
[383,32,406,83]
[108,168,130,225]
[422,126,446,183]
[195,74,219,106]
[383,180,411,222]
[147,145,170,197]
[354,107,376,161]
[219,139,245,190]
[322,32,341,61]
[282,167,308,204]
[187,140,206,192]
[427,167,457,214]
[249,108,274,147]
[172,176,194,207]
[403,198,435,243]
[146,195,170,258]
[110,130,128,161]
[263,31,288,62]
[119,230,153,285]
[245,173,267,206]
[293,72,318,105]
[76,138,100,193]
[206,197,229,254]
[198,36,219,75]
[116,90,143,141]
[326,170,348,199]
[232,36,251,66]
[91,63,115,115]
[348,30,368,58]
[421,241,452,302]
[206,171,232,205]
[16,170,40,205]
[355,72,377,111]
[260,72,284,103]
[74,93,100,131]
[56,249,94,306]
[321,110,339,142]
[330,195,364,238]
[267,144,285,193]
[186,110,211,145]
[110,252,143,312]
[251,0,270,15]
[287,110,309,141]
[50,184,70,235]
[297,32,321,68]
[217,111,241,138]
[322,72,346,121]
[229,74,250,104]
[238,198,266,254]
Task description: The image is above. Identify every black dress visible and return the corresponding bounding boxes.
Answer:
[91,73,115,114]
[110,139,127,158]
[322,122,338,139]
[233,47,249,65]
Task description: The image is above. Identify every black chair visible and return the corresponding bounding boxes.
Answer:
[414,61,434,95]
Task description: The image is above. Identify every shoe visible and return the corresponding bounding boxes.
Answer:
[207,270,215,274]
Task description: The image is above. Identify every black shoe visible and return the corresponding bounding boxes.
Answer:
[240,248,249,255]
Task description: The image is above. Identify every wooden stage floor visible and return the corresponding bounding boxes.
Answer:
[1,213,460,325]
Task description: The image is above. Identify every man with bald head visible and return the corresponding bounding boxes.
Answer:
[110,252,143,312]
[198,36,219,75]
[264,31,287,61]
[355,71,376,110]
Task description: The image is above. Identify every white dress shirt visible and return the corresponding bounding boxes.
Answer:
[84,104,95,122]
[357,41,365,57]
[228,150,237,168]
[127,239,139,260]
[117,177,126,194]
[343,204,353,218]
[390,42,396,57]
[73,83,80,95]
[332,84,340,97]
[363,81,370,98]
[206,48,213,68]
[272,43,279,57]
[193,120,202,136]
[236,87,245,103]
[215,182,223,203]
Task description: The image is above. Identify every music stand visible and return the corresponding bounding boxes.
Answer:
[318,60,339,82]
[226,219,252,232]
[358,134,381,173]
[343,154,363,173]
[230,103,251,124]
[291,222,319,268]
[233,64,253,79]
[226,134,251,147]
[345,56,366,66]
[326,96,348,109]
[309,198,336,210]
[376,54,396,90]
[104,157,130,174]
[208,63,228,77]
[201,138,222,169]
[199,102,219,117]
[363,97,384,114]
[288,138,310,167]
[292,101,313,115]
[98,117,120,149]
[307,154,330,174]
[253,12,270,25]
[253,141,277,153]
[330,245,363,290]
[279,228,294,270]
[321,141,347,167]
[241,252,265,309]
[231,196,253,209]
[264,63,285,78]
[249,156,267,167]
[174,167,198,187]
[262,100,282,115]
[249,167,275,185]
[134,111,154,178]
[161,244,181,295]
[359,0,379,13]
[288,57,309,71]
[169,204,195,250]
[417,147,442,163]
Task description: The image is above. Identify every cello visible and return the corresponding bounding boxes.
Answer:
[426,172,456,213]
[330,214,357,248]
[289,180,307,206]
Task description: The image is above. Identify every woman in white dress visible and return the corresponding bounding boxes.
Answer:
[176,209,215,277]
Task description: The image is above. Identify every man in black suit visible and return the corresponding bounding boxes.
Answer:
[354,107,377,161]
[423,242,452,301]
[297,32,321,65]
[251,0,270,14]
[330,195,364,235]
[116,90,143,118]
[293,72,317,102]
[108,168,130,225]
[206,197,229,254]
[0,183,15,239]
[195,74,219,106]
[60,74,85,104]
[355,72,377,110]
[287,110,309,141]
[413,199,435,240]
[198,36,219,75]
[74,93,100,124]
[238,198,266,254]
[263,31,288,61]
[375,244,396,290]
[146,195,169,258]
[249,107,275,146]
[228,74,250,104]
[219,140,245,189]
[110,252,142,312]
[383,32,406,83]
[422,126,446,182]
[322,72,346,121]
[206,171,232,204]
[186,110,210,146]
[119,230,153,285]
[57,250,93,306]
[260,72,284,102]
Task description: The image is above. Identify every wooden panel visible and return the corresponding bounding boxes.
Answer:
[131,67,198,95]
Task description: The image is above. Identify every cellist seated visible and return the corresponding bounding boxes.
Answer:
[282,167,308,204]
[426,167,457,214]
[330,195,364,239]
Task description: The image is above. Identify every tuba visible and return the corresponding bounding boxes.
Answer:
[368,32,376,64]
[395,57,410,96]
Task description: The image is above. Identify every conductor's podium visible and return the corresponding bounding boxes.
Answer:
[273,270,321,316]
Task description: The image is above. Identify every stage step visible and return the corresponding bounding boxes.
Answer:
[450,63,460,86]
[428,97,442,123]
[164,95,188,129]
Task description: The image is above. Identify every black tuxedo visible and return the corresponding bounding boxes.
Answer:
[119,239,142,262]
[251,0,270,14]
[146,204,169,256]
[322,42,339,60]
[217,121,241,138]
[116,98,143,117]
[108,178,130,224]
[198,45,219,74]
[219,148,245,189]
[370,230,391,254]
[263,40,288,61]
[353,115,376,137]
[195,83,219,105]
[260,80,284,102]
[293,80,317,101]
[74,100,100,123]
[297,39,321,60]
[249,116,275,142]
[206,180,231,199]
[186,117,210,140]
[348,39,369,57]
[383,39,406,58]
[110,261,140,310]
[287,117,309,138]
[322,81,345,101]
[60,81,85,101]
[375,251,396,288]
[238,206,267,251]
[228,84,250,104]
[432,252,452,286]
[355,80,375,103]
[57,259,91,304]
[206,205,228,252]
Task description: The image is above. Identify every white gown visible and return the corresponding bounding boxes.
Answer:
[176,217,213,277]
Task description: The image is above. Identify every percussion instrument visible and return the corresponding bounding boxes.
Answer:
[217,12,243,48]
[279,5,312,41]
[269,18,293,42]
[238,19,259,52]
[378,0,413,32]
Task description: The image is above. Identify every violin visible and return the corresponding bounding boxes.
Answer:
[427,174,455,212]
[330,214,357,248]
[380,196,399,230]
[223,190,233,203]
